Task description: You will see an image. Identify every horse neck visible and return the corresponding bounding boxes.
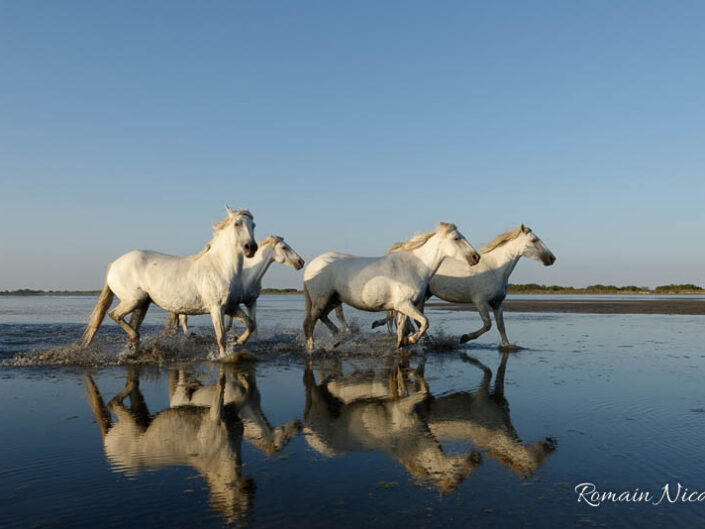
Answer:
[243,247,275,289]
[202,235,245,276]
[410,236,446,276]
[482,239,524,284]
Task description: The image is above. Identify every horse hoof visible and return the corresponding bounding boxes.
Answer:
[459,334,470,344]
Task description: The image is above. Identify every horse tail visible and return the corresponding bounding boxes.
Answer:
[82,268,114,348]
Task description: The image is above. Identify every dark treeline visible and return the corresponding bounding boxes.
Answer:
[508,283,703,294]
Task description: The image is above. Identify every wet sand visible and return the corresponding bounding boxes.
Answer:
[429,297,705,315]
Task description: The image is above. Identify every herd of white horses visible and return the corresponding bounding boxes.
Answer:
[81,207,556,357]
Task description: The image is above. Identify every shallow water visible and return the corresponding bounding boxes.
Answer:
[1,296,705,528]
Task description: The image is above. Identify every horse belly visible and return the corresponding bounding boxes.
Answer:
[341,279,393,312]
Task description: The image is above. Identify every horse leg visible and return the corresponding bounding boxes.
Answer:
[246,300,258,340]
[460,303,492,344]
[233,307,256,345]
[319,304,341,347]
[394,302,428,347]
[223,314,234,333]
[209,306,228,358]
[303,285,317,352]
[164,313,179,335]
[179,315,190,335]
[109,297,147,349]
[493,305,515,349]
[303,285,329,353]
[334,305,351,333]
[128,300,150,332]
[396,312,409,348]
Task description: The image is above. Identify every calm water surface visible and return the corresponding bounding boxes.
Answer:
[1,296,704,528]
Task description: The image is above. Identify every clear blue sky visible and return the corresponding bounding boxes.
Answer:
[1,1,703,290]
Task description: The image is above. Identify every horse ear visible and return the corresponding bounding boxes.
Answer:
[225,205,235,216]
[521,224,527,233]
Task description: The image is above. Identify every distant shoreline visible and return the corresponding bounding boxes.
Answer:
[1,284,702,297]
[430,297,705,315]
[0,288,305,297]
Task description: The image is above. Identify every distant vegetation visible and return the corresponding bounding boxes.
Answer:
[0,289,103,296]
[260,288,303,295]
[1,284,702,297]
[508,283,703,294]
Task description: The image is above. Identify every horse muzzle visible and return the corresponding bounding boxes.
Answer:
[543,254,556,266]
[244,242,258,258]
[467,252,481,266]
[295,258,305,270]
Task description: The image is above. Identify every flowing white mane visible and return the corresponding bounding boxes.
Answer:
[258,234,283,248]
[386,222,456,254]
[479,226,527,255]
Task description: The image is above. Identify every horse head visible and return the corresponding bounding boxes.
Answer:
[437,222,481,266]
[518,224,556,266]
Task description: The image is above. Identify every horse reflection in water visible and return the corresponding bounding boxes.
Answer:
[304,352,555,491]
[84,366,255,522]
[168,366,301,456]
[303,358,482,493]
[421,352,556,478]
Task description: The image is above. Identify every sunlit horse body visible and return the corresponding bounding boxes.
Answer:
[169,366,301,455]
[165,234,304,344]
[303,222,480,351]
[82,208,257,357]
[303,361,482,492]
[85,368,254,521]
[367,225,556,348]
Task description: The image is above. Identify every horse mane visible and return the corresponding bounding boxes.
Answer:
[258,234,283,248]
[212,209,253,231]
[480,226,526,255]
[191,209,254,260]
[386,222,456,254]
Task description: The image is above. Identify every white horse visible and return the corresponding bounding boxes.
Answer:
[367,225,556,348]
[303,222,480,351]
[82,207,257,358]
[165,234,304,343]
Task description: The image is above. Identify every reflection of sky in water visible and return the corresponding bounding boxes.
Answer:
[1,297,705,528]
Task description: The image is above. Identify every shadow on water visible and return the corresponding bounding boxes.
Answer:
[80,351,556,525]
